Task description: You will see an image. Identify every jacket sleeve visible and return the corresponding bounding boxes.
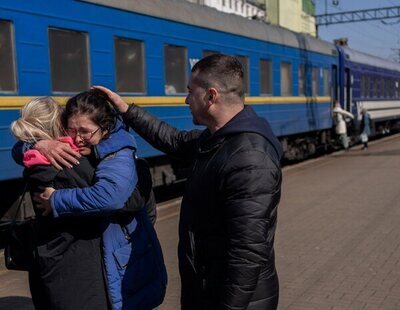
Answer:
[50,148,137,217]
[12,141,33,166]
[336,108,354,119]
[122,105,202,159]
[219,149,281,309]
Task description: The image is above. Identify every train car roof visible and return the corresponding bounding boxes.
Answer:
[82,0,337,57]
[340,46,400,72]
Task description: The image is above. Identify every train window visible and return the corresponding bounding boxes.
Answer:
[323,68,330,96]
[260,59,273,95]
[164,45,187,94]
[312,67,319,96]
[385,79,390,98]
[364,76,369,98]
[386,80,390,98]
[49,28,89,92]
[298,64,306,96]
[372,77,377,97]
[281,62,292,96]
[236,56,249,94]
[380,78,385,98]
[366,76,371,98]
[0,20,17,92]
[360,76,364,98]
[389,80,395,98]
[203,50,220,57]
[114,37,145,93]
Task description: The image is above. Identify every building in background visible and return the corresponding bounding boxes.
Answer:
[186,0,316,36]
[266,0,316,36]
[186,0,265,20]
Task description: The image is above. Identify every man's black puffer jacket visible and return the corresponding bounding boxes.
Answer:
[122,105,282,310]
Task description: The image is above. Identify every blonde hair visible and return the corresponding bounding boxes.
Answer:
[11,97,64,143]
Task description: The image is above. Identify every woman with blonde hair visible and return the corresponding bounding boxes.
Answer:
[11,97,109,309]
[11,97,64,143]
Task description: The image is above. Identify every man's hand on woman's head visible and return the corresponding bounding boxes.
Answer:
[33,187,55,216]
[92,85,130,114]
[34,140,81,170]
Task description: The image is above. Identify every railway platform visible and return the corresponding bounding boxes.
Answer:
[1,135,400,309]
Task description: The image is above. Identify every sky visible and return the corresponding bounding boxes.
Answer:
[315,0,400,61]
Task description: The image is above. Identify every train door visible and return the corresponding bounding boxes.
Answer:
[344,68,352,111]
[331,65,338,103]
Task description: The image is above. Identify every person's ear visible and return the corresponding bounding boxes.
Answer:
[208,88,218,103]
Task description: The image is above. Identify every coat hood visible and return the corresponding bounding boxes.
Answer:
[94,119,137,160]
[211,105,283,160]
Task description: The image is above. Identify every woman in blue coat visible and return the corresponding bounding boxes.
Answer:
[35,91,166,309]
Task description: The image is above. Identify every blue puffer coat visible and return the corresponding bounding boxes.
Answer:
[51,122,166,309]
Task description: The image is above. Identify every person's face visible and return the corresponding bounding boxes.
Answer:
[185,74,209,126]
[67,113,107,155]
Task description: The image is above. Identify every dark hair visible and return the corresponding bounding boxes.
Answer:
[63,90,117,136]
[191,54,244,98]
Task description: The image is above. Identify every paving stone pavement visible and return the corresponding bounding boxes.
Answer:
[1,136,400,310]
[276,136,400,310]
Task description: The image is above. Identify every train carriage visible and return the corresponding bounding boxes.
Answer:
[0,0,340,190]
[337,46,400,134]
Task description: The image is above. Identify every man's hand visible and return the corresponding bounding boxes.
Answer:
[33,187,55,216]
[92,85,130,114]
[34,140,80,170]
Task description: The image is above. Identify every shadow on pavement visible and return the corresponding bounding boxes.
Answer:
[0,296,34,309]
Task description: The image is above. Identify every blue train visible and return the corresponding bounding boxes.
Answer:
[1,0,400,190]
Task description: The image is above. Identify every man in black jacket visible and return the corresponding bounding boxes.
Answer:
[95,54,283,310]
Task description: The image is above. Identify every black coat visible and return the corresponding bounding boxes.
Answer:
[122,105,282,309]
[24,158,109,310]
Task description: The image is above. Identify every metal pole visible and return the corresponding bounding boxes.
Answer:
[325,0,327,17]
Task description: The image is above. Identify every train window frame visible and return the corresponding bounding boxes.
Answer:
[164,44,188,95]
[260,58,273,96]
[0,20,17,93]
[114,36,146,94]
[280,62,292,96]
[298,64,306,96]
[48,27,90,94]
[236,55,249,95]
